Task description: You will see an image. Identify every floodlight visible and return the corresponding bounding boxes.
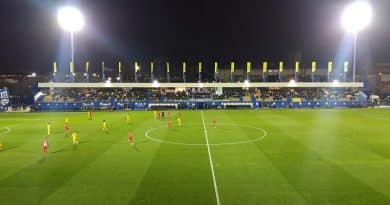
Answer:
[244,79,250,87]
[341,1,372,33]
[332,80,340,87]
[341,2,372,82]
[34,92,43,101]
[57,6,85,32]
[57,6,84,79]
[288,79,296,87]
[28,73,37,78]
[153,80,159,87]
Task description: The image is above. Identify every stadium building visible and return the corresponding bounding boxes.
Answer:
[2,1,390,205]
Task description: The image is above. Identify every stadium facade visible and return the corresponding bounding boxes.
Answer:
[3,60,390,111]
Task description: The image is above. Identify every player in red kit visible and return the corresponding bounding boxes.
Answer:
[212,118,217,128]
[43,139,49,153]
[167,112,171,120]
[64,122,70,136]
[128,132,134,145]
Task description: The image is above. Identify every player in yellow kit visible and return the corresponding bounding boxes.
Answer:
[88,111,92,120]
[153,110,157,120]
[102,120,108,133]
[0,141,3,151]
[177,117,182,127]
[126,114,131,124]
[65,116,69,124]
[176,112,182,127]
[72,132,78,144]
[47,123,52,136]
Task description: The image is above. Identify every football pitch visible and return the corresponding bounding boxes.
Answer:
[1,109,390,205]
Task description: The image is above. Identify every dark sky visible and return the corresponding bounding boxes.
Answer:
[0,0,389,74]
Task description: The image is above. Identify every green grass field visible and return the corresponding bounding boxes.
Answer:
[1,109,390,205]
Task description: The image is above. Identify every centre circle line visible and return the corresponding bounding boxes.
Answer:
[144,124,267,146]
[0,127,11,135]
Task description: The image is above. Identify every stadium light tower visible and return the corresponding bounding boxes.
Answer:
[341,1,372,82]
[57,6,85,68]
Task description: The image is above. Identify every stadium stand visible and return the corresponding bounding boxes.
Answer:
[4,63,390,111]
[33,86,367,111]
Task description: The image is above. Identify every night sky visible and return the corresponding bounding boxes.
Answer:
[0,0,389,74]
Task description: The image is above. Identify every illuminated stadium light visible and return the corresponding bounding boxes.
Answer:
[152,80,159,88]
[57,6,85,32]
[28,73,37,78]
[341,1,372,82]
[33,91,43,101]
[332,79,340,87]
[288,79,296,87]
[83,73,87,76]
[341,1,372,33]
[57,6,85,76]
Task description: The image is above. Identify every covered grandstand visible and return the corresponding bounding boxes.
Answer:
[34,81,367,111]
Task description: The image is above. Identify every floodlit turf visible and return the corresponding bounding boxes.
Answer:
[1,109,390,205]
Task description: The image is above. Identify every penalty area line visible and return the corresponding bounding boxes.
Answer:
[201,111,221,205]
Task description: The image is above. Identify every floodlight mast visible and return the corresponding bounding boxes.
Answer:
[353,31,357,83]
[57,6,85,76]
[70,31,74,66]
[341,1,372,82]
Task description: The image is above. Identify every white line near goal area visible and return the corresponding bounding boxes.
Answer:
[201,111,221,205]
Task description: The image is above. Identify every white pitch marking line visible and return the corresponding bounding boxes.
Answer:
[201,111,221,205]
[1,127,11,135]
[144,124,267,146]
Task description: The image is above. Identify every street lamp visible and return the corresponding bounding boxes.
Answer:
[341,1,372,82]
[57,6,85,70]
